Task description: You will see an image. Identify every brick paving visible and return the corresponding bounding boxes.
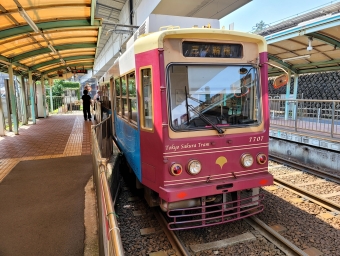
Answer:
[0,112,93,182]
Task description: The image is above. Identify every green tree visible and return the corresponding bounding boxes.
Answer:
[251,21,269,34]
[51,80,80,96]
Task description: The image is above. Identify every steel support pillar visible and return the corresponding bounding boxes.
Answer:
[0,85,5,135]
[4,79,12,131]
[284,69,292,120]
[18,75,28,124]
[8,64,18,134]
[28,71,36,124]
[37,76,46,118]
[292,74,299,120]
[49,78,53,112]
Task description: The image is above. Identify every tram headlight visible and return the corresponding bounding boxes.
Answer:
[170,163,183,176]
[187,160,202,175]
[241,154,254,168]
[257,153,267,165]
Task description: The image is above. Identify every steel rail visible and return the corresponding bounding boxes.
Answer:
[153,209,191,256]
[269,154,340,185]
[273,178,340,213]
[269,155,340,213]
[245,217,308,256]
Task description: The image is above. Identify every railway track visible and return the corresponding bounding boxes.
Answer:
[115,183,284,255]
[114,156,340,255]
[269,154,340,184]
[155,209,306,256]
[153,209,191,256]
[269,154,340,214]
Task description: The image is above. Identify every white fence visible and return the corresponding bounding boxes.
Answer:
[269,99,340,138]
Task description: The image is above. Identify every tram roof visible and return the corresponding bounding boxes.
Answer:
[133,28,267,54]
[0,0,102,80]
[260,2,340,77]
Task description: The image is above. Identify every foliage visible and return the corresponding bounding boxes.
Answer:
[50,79,80,96]
[251,21,269,34]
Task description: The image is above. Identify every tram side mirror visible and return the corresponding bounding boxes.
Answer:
[273,74,289,89]
[239,67,248,74]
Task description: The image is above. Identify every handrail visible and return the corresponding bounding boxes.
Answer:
[269,98,340,138]
[91,115,124,256]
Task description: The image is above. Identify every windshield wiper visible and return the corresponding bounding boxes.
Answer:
[187,105,224,134]
[184,86,223,134]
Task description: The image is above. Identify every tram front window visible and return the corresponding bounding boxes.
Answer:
[168,64,261,132]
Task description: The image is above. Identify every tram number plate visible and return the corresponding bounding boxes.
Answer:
[249,136,264,143]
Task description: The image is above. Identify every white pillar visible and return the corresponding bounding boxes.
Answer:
[29,71,36,124]
[292,74,299,120]
[0,87,5,135]
[284,69,291,120]
[8,64,19,134]
[37,76,46,118]
[18,75,28,124]
[49,78,53,112]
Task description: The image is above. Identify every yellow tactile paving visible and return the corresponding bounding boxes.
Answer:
[0,113,92,182]
[63,116,84,156]
[0,158,20,182]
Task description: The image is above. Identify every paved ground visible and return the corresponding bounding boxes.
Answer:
[0,112,98,256]
[0,113,92,182]
[0,156,92,256]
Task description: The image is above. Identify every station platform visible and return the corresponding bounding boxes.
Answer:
[270,121,340,152]
[269,121,340,174]
[0,113,98,256]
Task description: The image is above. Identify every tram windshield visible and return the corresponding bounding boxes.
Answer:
[168,64,261,132]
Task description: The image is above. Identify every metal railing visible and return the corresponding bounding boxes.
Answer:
[46,96,81,114]
[269,99,340,138]
[91,115,124,256]
[93,101,102,123]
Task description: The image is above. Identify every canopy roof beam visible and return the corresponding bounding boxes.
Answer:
[12,43,97,62]
[306,32,340,49]
[42,62,94,76]
[265,14,340,44]
[268,54,298,74]
[31,55,95,70]
[0,19,101,40]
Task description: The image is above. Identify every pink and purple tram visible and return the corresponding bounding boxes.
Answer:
[106,20,273,230]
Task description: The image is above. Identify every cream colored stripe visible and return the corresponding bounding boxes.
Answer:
[163,142,268,155]
[164,167,268,186]
[164,145,268,158]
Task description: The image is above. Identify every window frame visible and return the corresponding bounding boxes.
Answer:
[115,77,121,116]
[139,66,154,132]
[166,63,262,133]
[127,72,137,125]
[115,71,138,127]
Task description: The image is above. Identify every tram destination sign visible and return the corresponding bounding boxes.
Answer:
[74,69,88,74]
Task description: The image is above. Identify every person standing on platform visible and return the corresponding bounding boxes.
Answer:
[84,84,92,97]
[81,89,92,121]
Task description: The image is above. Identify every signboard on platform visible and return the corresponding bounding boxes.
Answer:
[74,69,88,74]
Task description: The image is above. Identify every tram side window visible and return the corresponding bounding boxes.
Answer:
[141,68,153,129]
[128,72,137,124]
[115,78,121,115]
[121,76,128,118]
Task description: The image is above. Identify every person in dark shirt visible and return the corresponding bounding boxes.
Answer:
[81,89,92,121]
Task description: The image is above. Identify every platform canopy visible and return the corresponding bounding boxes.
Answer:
[0,0,103,79]
[260,2,340,77]
[0,0,251,80]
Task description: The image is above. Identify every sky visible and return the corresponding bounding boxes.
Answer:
[220,0,340,32]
